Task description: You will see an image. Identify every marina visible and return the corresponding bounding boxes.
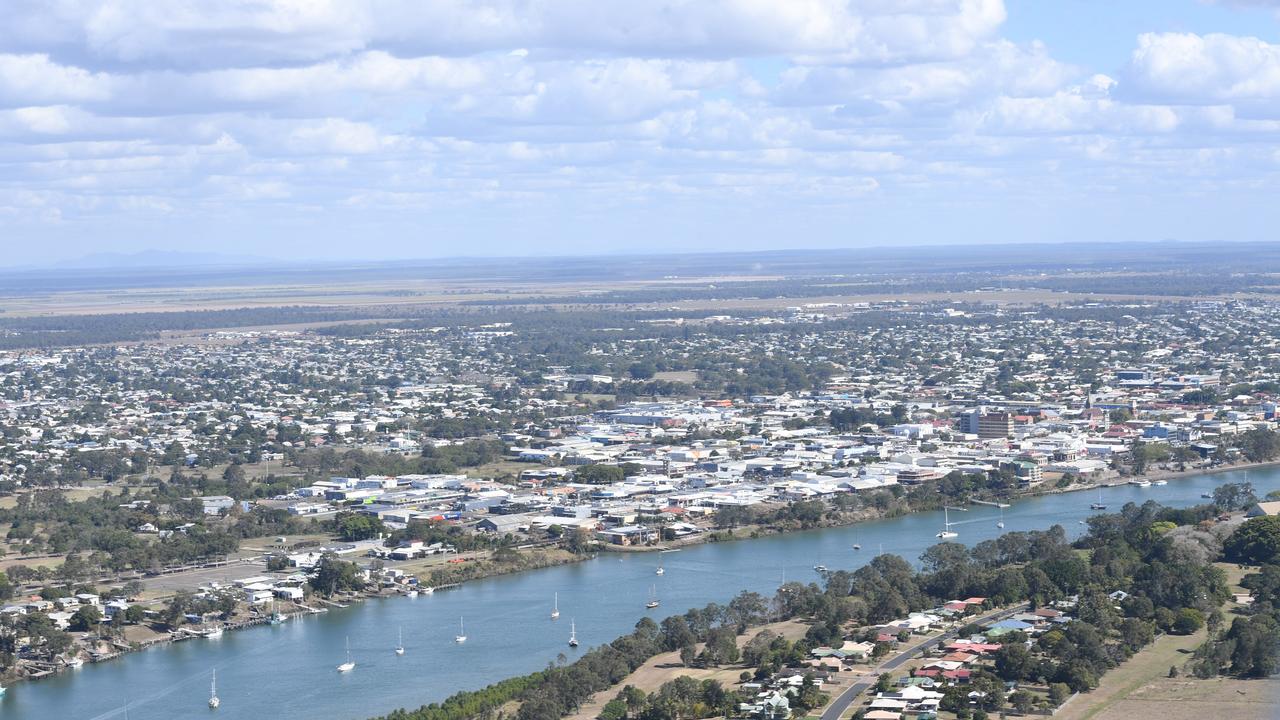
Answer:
[3,466,1277,720]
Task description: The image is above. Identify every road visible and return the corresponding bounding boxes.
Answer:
[819,603,1029,720]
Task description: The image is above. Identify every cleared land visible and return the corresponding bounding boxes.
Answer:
[1056,562,1276,720]
[1059,674,1278,720]
[567,619,813,720]
[135,559,268,599]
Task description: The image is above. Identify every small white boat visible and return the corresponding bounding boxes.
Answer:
[208,669,220,709]
[655,563,664,576]
[1090,489,1107,510]
[454,617,467,644]
[407,589,418,598]
[551,592,560,620]
[1129,479,1152,488]
[66,656,84,669]
[204,626,224,639]
[851,544,861,551]
[1152,480,1168,486]
[645,585,660,609]
[813,565,827,572]
[395,626,405,656]
[996,508,1005,529]
[1201,492,1214,499]
[568,619,579,648]
[936,507,959,539]
[337,637,355,673]
[420,586,434,595]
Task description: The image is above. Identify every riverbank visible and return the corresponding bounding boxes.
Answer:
[11,466,1280,720]
[608,457,1277,557]
[1126,459,1280,486]
[2,458,1271,696]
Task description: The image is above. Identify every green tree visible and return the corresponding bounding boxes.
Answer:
[69,605,102,632]
[599,699,627,720]
[336,512,386,541]
[1213,483,1258,512]
[574,465,625,485]
[627,362,657,380]
[993,643,1035,681]
[1225,615,1280,677]
[1047,682,1071,705]
[310,554,365,596]
[1223,516,1280,565]
[1172,608,1205,635]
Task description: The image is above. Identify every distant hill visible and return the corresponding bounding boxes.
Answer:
[61,249,271,269]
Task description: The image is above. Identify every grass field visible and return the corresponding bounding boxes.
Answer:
[463,459,531,481]
[1056,562,1277,720]
[566,619,813,720]
[653,370,700,383]
[1054,626,1210,720]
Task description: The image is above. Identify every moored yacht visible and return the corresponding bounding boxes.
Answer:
[208,669,220,709]
[337,637,355,673]
[936,506,959,539]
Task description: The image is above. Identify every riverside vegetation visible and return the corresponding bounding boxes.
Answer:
[370,489,1268,720]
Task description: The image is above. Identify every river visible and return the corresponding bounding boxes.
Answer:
[6,467,1279,720]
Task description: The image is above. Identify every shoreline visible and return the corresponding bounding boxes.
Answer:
[7,457,1276,689]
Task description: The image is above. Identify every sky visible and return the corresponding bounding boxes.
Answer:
[2,0,1280,265]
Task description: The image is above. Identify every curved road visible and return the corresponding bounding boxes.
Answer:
[820,603,1029,720]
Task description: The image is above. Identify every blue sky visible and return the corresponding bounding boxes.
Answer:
[2,0,1280,265]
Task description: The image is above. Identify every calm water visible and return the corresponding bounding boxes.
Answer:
[7,467,1280,720]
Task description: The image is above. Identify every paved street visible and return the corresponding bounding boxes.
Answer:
[820,603,1029,720]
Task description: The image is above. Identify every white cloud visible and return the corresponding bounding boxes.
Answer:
[773,39,1075,110]
[1125,32,1280,112]
[3,0,1009,67]
[0,54,112,107]
[0,2,1278,255]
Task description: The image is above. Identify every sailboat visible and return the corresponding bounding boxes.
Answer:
[551,593,560,620]
[996,507,1005,529]
[454,617,467,644]
[208,669,220,709]
[645,585,660,609]
[568,619,579,648]
[269,599,283,625]
[337,637,355,673]
[655,561,664,576]
[395,626,405,656]
[1090,489,1107,510]
[936,507,958,539]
